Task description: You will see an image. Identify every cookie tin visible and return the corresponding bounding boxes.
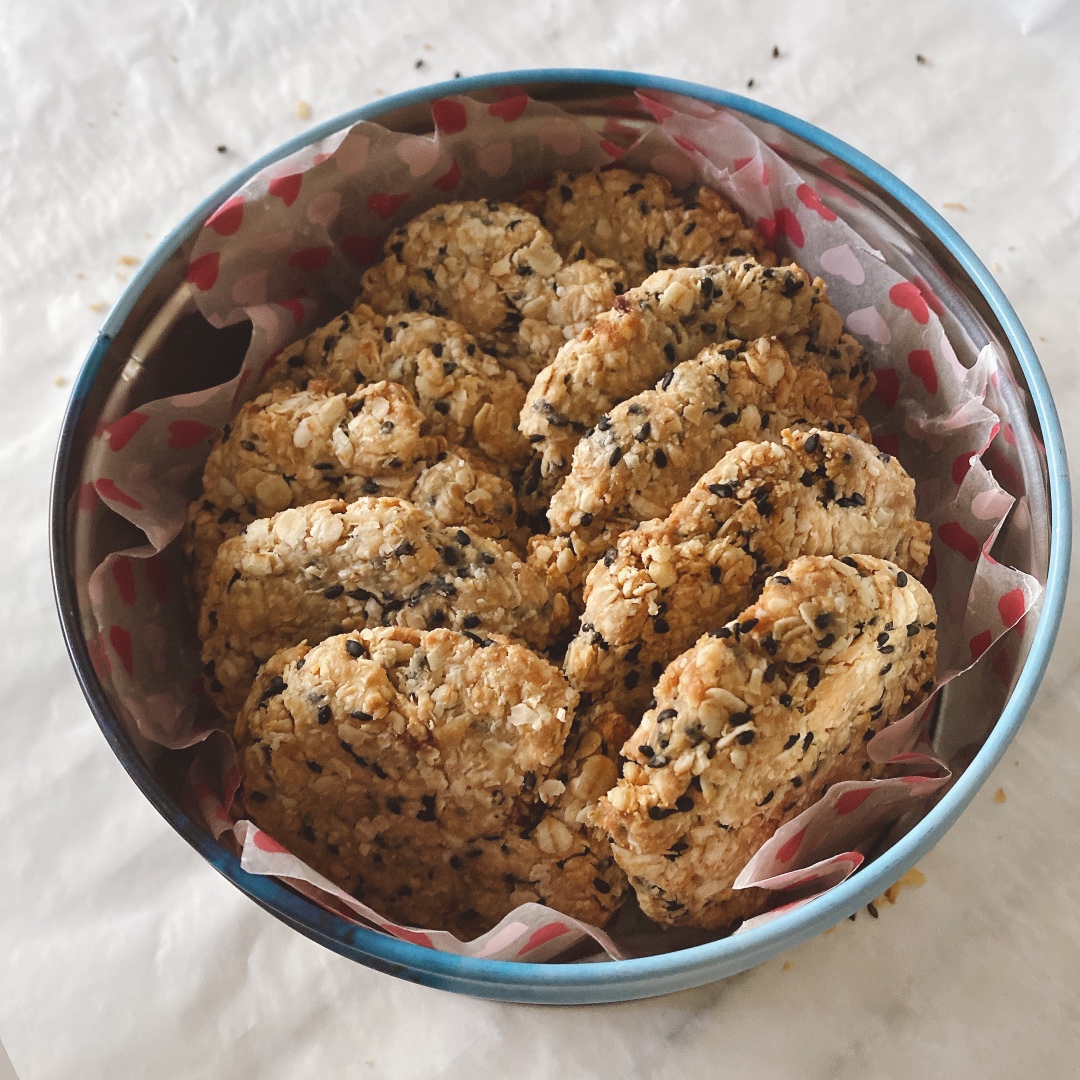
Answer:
[51,70,1070,1003]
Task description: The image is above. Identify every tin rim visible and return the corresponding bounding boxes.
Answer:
[50,68,1071,1001]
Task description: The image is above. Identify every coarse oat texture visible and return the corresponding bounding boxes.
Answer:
[359,199,627,382]
[259,307,531,471]
[520,260,865,495]
[596,554,938,929]
[564,428,931,716]
[529,336,873,603]
[200,497,568,718]
[533,167,775,286]
[235,627,628,936]
[184,380,442,597]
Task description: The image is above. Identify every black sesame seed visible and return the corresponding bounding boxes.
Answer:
[774,574,791,585]
[638,744,654,759]
[650,661,663,677]
[560,184,573,202]
[608,446,623,466]
[815,613,832,629]
[442,545,460,566]
[349,710,372,722]
[783,733,799,749]
[433,399,450,414]
[803,731,815,751]
[594,877,612,894]
[597,414,612,431]
[417,795,437,822]
[737,730,755,745]
[579,512,594,527]
[663,343,677,364]
[306,759,323,773]
[757,791,774,806]
[841,556,859,569]
[818,633,836,649]
[803,433,820,453]
[740,618,759,633]
[648,805,678,820]
[880,663,893,675]
[921,679,935,693]
[675,794,695,812]
[654,617,670,634]
[711,625,732,639]
[323,584,345,599]
[301,825,316,843]
[624,670,640,690]
[660,370,675,391]
[896,571,908,587]
[807,667,821,689]
[317,705,332,725]
[636,422,651,442]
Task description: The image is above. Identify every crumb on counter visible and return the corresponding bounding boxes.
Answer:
[295,100,312,121]
[943,201,968,211]
[994,786,1007,804]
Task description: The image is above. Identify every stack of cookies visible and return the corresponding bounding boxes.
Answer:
[187,169,937,939]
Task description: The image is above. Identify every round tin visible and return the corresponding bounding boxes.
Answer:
[51,70,1070,1004]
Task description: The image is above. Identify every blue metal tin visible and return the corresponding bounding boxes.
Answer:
[51,70,1070,1004]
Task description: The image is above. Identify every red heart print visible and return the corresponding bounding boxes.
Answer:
[907,349,938,394]
[638,96,673,122]
[733,156,752,171]
[952,450,976,485]
[279,299,305,324]
[252,830,291,854]
[776,826,807,864]
[774,208,805,247]
[288,246,331,271]
[109,624,134,675]
[111,557,137,606]
[488,92,528,122]
[168,419,216,449]
[268,173,302,207]
[991,648,1015,685]
[392,927,435,949]
[433,158,462,192]
[517,922,569,955]
[889,281,930,324]
[185,252,220,291]
[939,521,979,561]
[674,135,702,155]
[969,629,993,661]
[431,98,468,134]
[103,410,148,451]
[756,215,777,245]
[88,634,111,679]
[207,196,244,236]
[144,556,171,605]
[872,433,900,457]
[835,788,875,816]
[920,546,937,591]
[912,275,945,316]
[367,192,408,220]
[599,138,623,159]
[95,477,143,511]
[340,235,383,266]
[998,587,1026,630]
[871,367,900,409]
[796,183,837,222]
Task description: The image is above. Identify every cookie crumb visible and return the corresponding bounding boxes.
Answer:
[53,375,68,387]
[772,45,780,59]
[88,301,108,313]
[414,58,424,69]
[295,100,312,120]
[916,53,928,65]
[118,255,140,267]
[76,272,86,279]
[782,959,793,971]
[866,902,879,918]
[453,71,462,79]
[217,145,228,154]
[990,260,1003,273]
[880,865,926,905]
[746,77,755,89]
[942,201,968,211]
[993,786,1007,804]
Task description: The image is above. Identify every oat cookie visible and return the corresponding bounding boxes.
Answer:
[565,429,931,716]
[409,449,529,553]
[261,307,530,471]
[547,335,871,548]
[201,497,568,718]
[359,199,625,381]
[236,628,623,935]
[537,168,774,286]
[519,261,821,493]
[185,380,441,597]
[597,554,938,928]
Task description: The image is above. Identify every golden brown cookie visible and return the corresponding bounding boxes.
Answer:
[597,554,938,928]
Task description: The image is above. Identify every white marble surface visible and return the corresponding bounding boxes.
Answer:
[2,0,1079,1076]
